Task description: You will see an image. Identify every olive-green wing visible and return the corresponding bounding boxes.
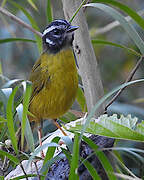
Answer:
[29,55,50,101]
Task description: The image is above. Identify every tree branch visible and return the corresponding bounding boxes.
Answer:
[0,7,42,38]
[62,0,105,117]
[105,56,144,111]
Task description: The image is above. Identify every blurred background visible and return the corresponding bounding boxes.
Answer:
[1,0,144,105]
[1,0,144,177]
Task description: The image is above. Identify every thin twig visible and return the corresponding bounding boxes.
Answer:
[34,161,41,180]
[0,7,42,37]
[105,56,144,111]
[94,9,144,36]
[83,0,92,12]
[20,162,29,180]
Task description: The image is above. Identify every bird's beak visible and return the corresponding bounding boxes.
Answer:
[66,25,79,33]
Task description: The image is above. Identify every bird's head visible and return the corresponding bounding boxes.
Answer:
[42,19,78,54]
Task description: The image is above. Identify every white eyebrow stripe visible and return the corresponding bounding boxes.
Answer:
[55,20,67,24]
[43,25,66,36]
[43,26,56,35]
[46,38,55,45]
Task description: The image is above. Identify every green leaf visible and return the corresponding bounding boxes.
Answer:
[0,62,3,74]
[0,149,19,164]
[40,153,65,174]
[70,114,144,142]
[61,147,72,164]
[47,0,53,23]
[43,137,60,164]
[8,0,42,53]
[27,0,38,11]
[136,122,144,136]
[0,88,12,115]
[6,86,19,154]
[112,152,138,179]
[1,0,7,7]
[92,39,141,57]
[61,136,73,153]
[69,133,79,180]
[83,136,116,180]
[16,104,35,152]
[21,81,32,150]
[0,116,7,122]
[97,151,117,180]
[59,111,77,123]
[76,86,87,112]
[82,159,101,180]
[84,3,144,54]
[69,0,87,23]
[28,142,59,165]
[76,79,144,141]
[10,174,37,180]
[0,38,36,44]
[92,0,144,30]
[41,136,60,178]
[0,124,7,142]
[2,79,23,88]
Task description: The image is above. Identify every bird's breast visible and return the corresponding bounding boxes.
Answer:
[29,48,78,121]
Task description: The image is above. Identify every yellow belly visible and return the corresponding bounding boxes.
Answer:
[29,48,78,122]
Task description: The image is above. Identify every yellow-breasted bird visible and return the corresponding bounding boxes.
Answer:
[28,19,78,156]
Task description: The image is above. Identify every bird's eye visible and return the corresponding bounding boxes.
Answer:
[53,29,61,35]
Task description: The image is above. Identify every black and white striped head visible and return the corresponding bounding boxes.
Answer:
[42,19,78,54]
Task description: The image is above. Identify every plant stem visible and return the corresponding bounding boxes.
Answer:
[105,56,144,111]
[0,7,42,37]
[20,162,28,180]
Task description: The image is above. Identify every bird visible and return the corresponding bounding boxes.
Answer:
[28,19,79,157]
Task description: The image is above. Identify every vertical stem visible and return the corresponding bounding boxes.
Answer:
[62,0,105,117]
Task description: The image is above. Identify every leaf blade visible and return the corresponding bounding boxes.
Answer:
[0,38,36,44]
[6,86,19,154]
[84,3,144,54]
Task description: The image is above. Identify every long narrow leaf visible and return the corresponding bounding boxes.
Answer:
[16,104,35,153]
[41,136,60,179]
[61,136,73,154]
[6,86,19,154]
[82,136,116,180]
[79,79,144,141]
[1,0,7,7]
[40,153,66,174]
[69,134,79,180]
[28,143,59,165]
[82,158,101,180]
[84,3,144,54]
[92,0,144,30]
[61,147,72,164]
[0,116,7,122]
[44,137,60,163]
[0,149,19,164]
[76,86,87,112]
[21,81,32,150]
[2,79,23,88]
[27,0,38,11]
[0,38,36,44]
[92,39,141,57]
[0,88,12,115]
[8,0,42,53]
[47,0,53,23]
[112,152,138,179]
[11,174,37,180]
[69,0,87,23]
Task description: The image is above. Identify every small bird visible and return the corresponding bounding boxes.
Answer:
[28,19,78,156]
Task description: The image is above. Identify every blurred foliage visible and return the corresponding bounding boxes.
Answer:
[0,0,144,179]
